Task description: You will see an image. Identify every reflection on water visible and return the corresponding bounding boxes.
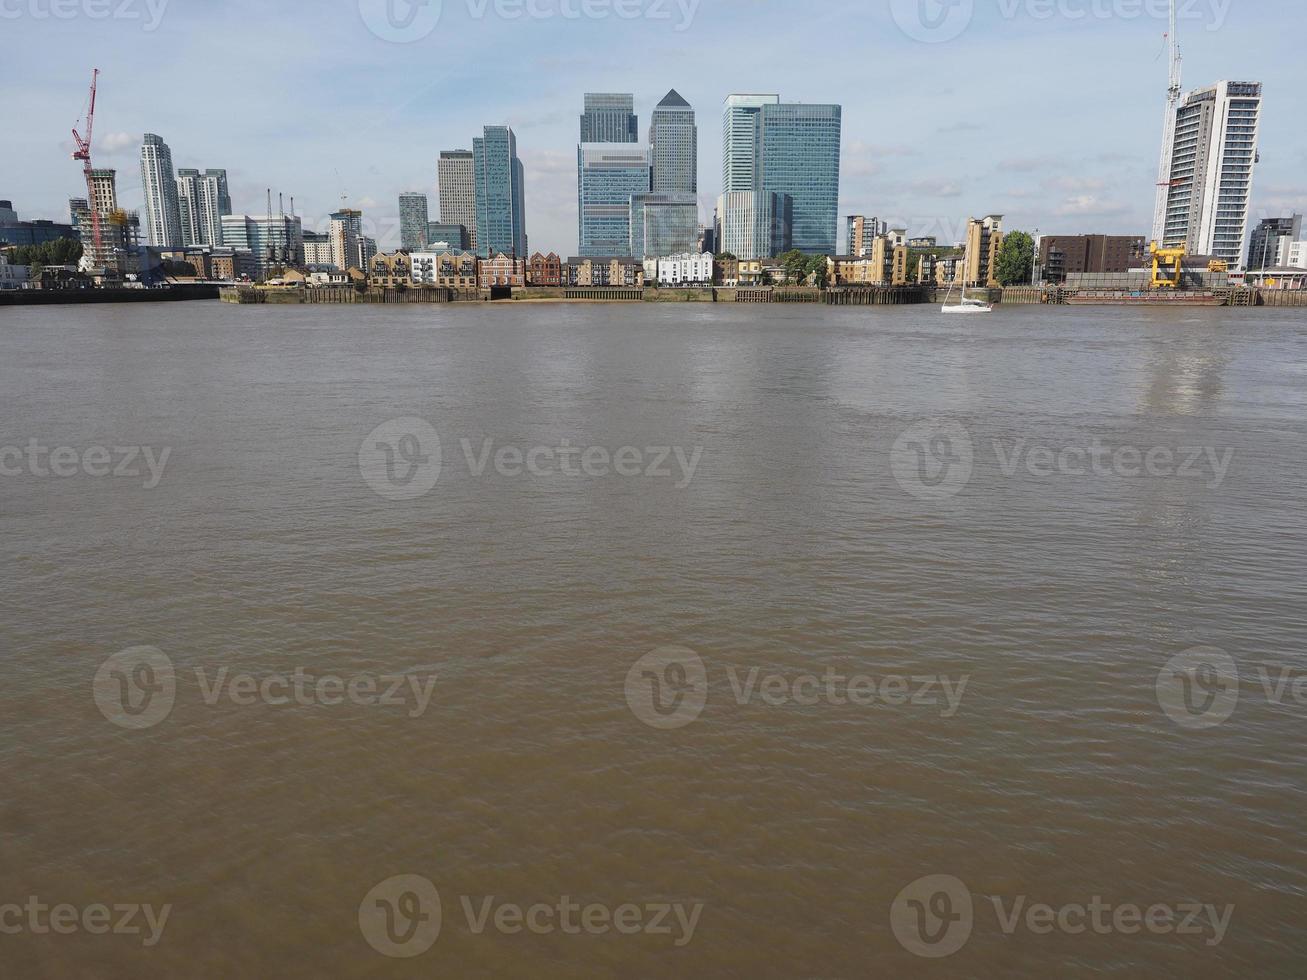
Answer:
[1,301,1305,978]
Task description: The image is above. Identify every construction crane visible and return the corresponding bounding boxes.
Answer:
[1149,0,1182,244]
[1150,241,1187,289]
[71,68,103,270]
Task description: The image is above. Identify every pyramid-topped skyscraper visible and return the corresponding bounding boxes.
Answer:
[649,89,697,195]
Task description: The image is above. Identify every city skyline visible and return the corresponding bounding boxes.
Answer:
[2,1,1303,256]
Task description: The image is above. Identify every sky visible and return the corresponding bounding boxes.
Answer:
[2,0,1304,255]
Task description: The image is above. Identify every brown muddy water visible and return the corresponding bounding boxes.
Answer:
[1,300,1305,977]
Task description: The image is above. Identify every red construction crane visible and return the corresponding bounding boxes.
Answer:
[71,68,103,265]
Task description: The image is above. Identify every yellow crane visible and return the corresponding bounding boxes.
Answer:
[1150,241,1186,289]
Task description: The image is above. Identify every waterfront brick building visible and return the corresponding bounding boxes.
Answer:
[1039,235,1148,283]
[528,251,563,286]
[477,252,527,289]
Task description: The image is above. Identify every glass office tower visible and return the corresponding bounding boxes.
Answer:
[577,143,650,257]
[473,127,528,258]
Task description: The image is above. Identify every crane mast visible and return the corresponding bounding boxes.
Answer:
[1150,0,1183,245]
[71,68,104,268]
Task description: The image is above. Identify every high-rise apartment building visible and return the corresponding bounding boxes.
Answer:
[715,190,792,261]
[140,134,182,249]
[69,170,142,273]
[1154,81,1262,265]
[964,215,1003,287]
[649,89,697,194]
[1246,214,1301,270]
[721,94,778,194]
[399,192,429,251]
[438,150,477,251]
[721,95,842,255]
[302,231,334,266]
[629,192,698,259]
[176,168,231,247]
[473,127,527,258]
[846,216,886,257]
[328,209,364,271]
[580,93,638,143]
[578,143,650,257]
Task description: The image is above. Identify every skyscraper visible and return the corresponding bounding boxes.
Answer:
[757,102,842,254]
[650,89,697,194]
[328,209,364,271]
[580,93,638,143]
[140,133,182,249]
[438,150,477,251]
[721,95,841,255]
[578,144,650,257]
[1153,81,1263,265]
[176,168,231,247]
[721,94,778,194]
[630,192,698,258]
[473,127,527,258]
[715,190,792,261]
[399,192,429,251]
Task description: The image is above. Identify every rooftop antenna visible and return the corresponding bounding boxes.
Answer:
[1151,0,1183,244]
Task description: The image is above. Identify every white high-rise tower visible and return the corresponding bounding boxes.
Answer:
[140,133,182,249]
[1151,1,1263,266]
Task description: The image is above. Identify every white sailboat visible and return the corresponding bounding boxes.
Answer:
[941,239,992,313]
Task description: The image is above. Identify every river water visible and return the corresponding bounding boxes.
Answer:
[2,300,1305,977]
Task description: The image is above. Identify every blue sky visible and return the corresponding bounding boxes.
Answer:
[2,0,1303,254]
